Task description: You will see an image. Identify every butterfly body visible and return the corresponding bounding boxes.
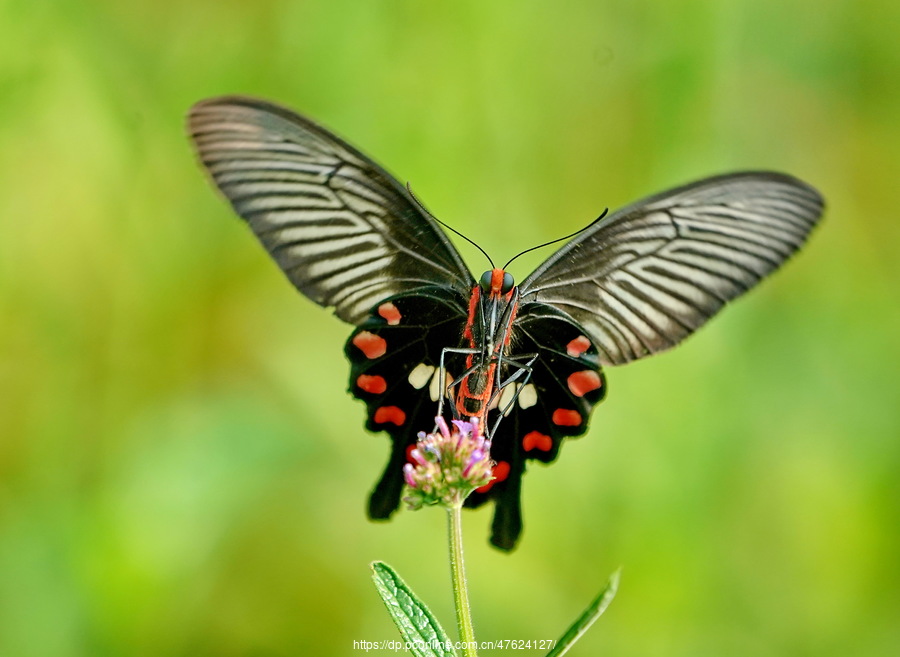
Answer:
[343,274,607,548]
[188,96,824,550]
[456,268,520,419]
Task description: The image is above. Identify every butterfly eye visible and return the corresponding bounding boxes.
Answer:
[502,272,515,293]
[479,270,493,291]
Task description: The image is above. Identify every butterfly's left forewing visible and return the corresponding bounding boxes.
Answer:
[188,97,474,325]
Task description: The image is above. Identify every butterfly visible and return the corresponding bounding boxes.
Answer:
[187,96,824,550]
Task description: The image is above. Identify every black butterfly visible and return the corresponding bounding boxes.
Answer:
[188,96,824,550]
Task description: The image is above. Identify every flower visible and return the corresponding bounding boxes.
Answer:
[403,417,495,510]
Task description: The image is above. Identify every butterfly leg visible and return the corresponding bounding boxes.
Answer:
[496,353,539,388]
[488,353,539,438]
[437,346,481,420]
[491,287,521,389]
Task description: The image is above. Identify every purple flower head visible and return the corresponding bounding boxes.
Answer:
[403,416,496,510]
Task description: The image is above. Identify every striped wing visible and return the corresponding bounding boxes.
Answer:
[188,96,474,325]
[518,172,824,366]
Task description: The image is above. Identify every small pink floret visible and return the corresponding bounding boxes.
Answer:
[403,463,417,487]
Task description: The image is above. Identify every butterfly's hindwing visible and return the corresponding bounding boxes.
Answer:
[463,410,525,551]
[345,288,469,518]
[463,306,606,548]
[507,304,607,451]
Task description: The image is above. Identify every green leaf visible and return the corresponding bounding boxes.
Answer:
[371,561,458,657]
[546,569,621,657]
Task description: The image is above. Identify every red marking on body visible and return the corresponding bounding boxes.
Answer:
[457,285,492,418]
[373,406,406,426]
[566,335,591,357]
[489,268,506,296]
[352,331,387,359]
[476,460,511,493]
[567,370,602,397]
[356,374,387,394]
[377,302,402,325]
[406,444,417,462]
[522,431,553,452]
[552,409,582,427]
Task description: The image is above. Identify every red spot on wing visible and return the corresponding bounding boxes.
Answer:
[566,335,591,357]
[373,406,406,426]
[356,374,387,394]
[492,461,510,482]
[567,370,602,397]
[552,409,582,427]
[377,302,402,325]
[352,331,387,359]
[406,444,417,463]
[476,460,511,493]
[522,431,553,452]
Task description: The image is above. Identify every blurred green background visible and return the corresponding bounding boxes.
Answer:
[2,0,898,655]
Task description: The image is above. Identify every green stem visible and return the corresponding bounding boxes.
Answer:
[447,503,478,657]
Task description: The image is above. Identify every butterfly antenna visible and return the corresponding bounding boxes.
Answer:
[502,208,609,270]
[406,182,495,269]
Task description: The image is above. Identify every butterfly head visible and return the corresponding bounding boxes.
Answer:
[480,269,515,297]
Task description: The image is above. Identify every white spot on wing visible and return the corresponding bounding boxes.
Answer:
[429,369,452,402]
[496,383,518,416]
[518,384,537,409]
[408,363,434,390]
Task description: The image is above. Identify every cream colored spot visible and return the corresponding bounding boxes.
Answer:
[408,363,434,390]
[518,383,537,409]
[429,369,453,402]
[497,383,519,416]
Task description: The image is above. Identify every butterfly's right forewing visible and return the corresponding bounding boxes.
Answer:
[518,172,824,365]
